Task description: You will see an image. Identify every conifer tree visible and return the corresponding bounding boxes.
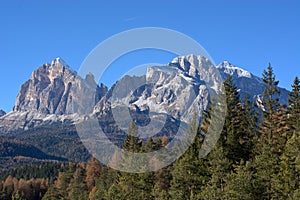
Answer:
[276,129,300,199]
[123,120,141,153]
[260,63,282,151]
[221,76,254,163]
[69,168,89,200]
[275,77,300,198]
[107,120,154,200]
[153,167,172,200]
[253,63,283,199]
[169,114,208,200]
[92,167,117,200]
[239,94,258,160]
[223,161,255,200]
[222,75,244,163]
[288,76,300,133]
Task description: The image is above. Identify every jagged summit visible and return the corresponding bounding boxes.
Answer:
[51,57,69,67]
[170,55,253,79]
[13,58,107,115]
[216,61,252,78]
[170,54,213,70]
[0,55,289,133]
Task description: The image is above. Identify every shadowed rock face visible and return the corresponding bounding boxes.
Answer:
[0,110,6,117]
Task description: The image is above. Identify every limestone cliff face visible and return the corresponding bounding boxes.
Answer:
[13,58,107,115]
[94,55,217,124]
[93,54,289,126]
[0,58,107,133]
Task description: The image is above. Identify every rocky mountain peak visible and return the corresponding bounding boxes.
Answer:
[170,54,213,78]
[13,58,107,115]
[216,61,252,78]
[51,57,69,67]
[95,55,215,124]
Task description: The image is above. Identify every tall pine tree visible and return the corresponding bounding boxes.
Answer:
[275,76,300,199]
[288,76,300,133]
[169,114,209,199]
[253,63,283,199]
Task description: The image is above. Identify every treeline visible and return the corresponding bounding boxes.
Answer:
[0,163,73,200]
[0,163,73,183]
[0,176,49,200]
[1,64,300,199]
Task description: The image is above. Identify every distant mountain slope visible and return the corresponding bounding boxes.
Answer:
[0,122,91,162]
[0,139,68,172]
[216,61,289,105]
[0,140,67,161]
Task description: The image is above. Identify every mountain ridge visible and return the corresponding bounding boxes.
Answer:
[0,55,292,171]
[0,55,289,134]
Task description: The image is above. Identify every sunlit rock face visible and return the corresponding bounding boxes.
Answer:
[13,57,107,115]
[0,58,107,133]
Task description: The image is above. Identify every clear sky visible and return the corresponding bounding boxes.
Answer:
[0,0,299,112]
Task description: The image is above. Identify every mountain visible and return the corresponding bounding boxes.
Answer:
[94,55,218,125]
[91,54,290,142]
[0,58,107,133]
[14,57,107,114]
[0,55,290,134]
[94,55,289,124]
[216,61,289,105]
[0,55,291,169]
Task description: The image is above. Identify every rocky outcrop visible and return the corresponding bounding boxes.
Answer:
[14,58,107,115]
[94,54,290,127]
[94,55,220,125]
[0,58,107,133]
[216,61,289,105]
[0,110,6,117]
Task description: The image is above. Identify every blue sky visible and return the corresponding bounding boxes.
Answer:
[0,0,299,112]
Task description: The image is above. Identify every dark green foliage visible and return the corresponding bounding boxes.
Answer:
[0,140,66,161]
[0,122,91,166]
[288,76,300,133]
[122,120,141,153]
[251,64,286,199]
[262,63,281,115]
[223,161,255,200]
[222,76,255,163]
[169,114,208,200]
[0,163,70,184]
[274,77,300,199]
[275,129,300,199]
